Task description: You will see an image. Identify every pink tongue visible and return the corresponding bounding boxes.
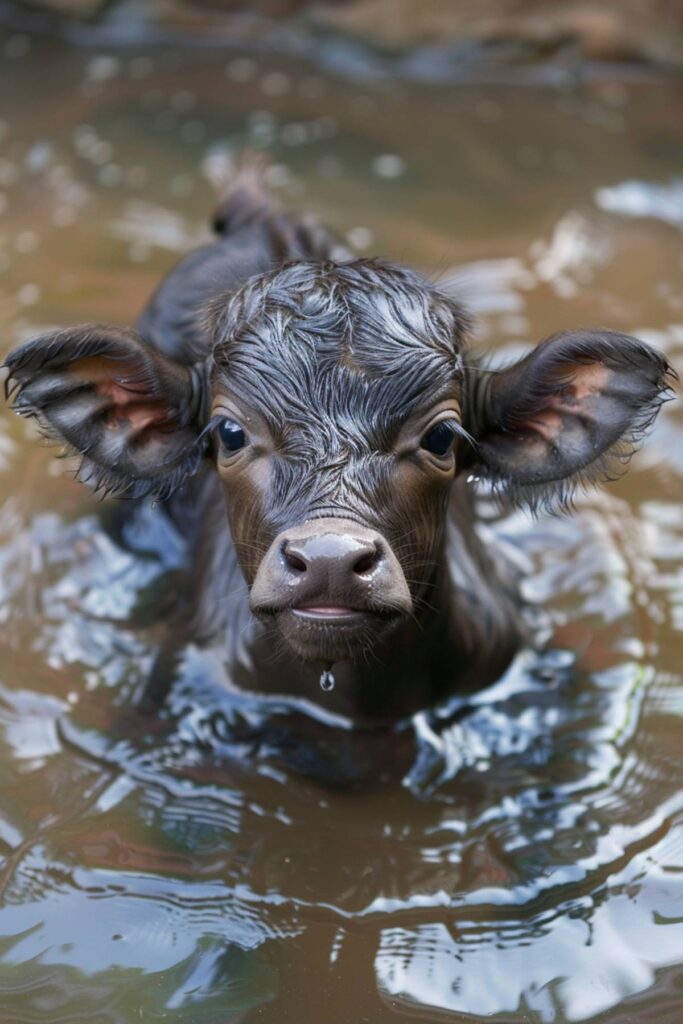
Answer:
[302,606,355,615]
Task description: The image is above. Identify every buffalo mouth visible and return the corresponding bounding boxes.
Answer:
[267,603,406,662]
[292,606,366,623]
[247,518,413,662]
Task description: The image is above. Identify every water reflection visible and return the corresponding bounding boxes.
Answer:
[0,19,682,1024]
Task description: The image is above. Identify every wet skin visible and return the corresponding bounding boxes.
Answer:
[3,176,675,724]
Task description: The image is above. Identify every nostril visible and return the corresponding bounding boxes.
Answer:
[282,543,307,574]
[353,544,381,576]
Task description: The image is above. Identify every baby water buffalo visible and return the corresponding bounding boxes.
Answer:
[4,175,674,723]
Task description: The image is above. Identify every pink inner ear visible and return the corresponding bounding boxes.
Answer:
[562,361,611,401]
[70,356,173,433]
[518,361,611,445]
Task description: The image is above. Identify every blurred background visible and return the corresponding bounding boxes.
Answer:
[0,3,682,1023]
[1,0,682,349]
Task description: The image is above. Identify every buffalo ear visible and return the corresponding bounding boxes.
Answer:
[4,324,210,498]
[462,329,675,510]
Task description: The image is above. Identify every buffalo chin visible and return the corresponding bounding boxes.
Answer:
[274,607,404,663]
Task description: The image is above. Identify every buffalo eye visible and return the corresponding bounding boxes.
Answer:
[421,420,458,457]
[217,418,246,452]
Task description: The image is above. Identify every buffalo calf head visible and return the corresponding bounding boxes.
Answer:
[5,260,674,665]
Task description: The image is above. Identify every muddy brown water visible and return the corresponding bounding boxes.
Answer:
[0,24,682,1024]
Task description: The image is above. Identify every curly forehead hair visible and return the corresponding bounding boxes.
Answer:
[206,258,472,374]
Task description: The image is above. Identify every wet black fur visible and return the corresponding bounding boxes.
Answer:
[206,258,471,535]
[2,168,677,717]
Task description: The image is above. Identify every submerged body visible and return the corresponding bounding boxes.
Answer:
[4,175,674,725]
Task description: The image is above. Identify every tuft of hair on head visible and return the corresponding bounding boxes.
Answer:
[204,257,472,370]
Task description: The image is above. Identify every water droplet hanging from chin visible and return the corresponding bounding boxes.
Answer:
[320,669,335,692]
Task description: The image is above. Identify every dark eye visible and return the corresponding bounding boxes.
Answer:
[421,420,458,457]
[217,418,246,452]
